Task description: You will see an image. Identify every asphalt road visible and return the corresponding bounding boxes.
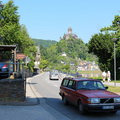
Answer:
[32,72,120,120]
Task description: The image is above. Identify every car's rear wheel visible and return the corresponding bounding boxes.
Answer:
[78,101,86,114]
[62,96,69,105]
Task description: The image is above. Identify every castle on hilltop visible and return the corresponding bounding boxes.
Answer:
[60,27,78,40]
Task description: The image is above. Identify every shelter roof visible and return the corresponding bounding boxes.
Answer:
[0,45,16,51]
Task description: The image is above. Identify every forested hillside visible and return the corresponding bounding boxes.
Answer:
[40,37,98,71]
[32,38,57,48]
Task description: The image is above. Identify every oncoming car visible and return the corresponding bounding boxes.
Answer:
[49,70,59,80]
[59,77,120,114]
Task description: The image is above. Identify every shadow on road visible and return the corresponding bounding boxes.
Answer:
[37,97,119,119]
[27,82,37,85]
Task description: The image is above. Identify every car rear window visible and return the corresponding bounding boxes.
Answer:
[68,80,76,89]
[62,79,69,87]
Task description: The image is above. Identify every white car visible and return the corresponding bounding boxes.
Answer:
[49,71,59,80]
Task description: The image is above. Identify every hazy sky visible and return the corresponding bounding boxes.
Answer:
[3,0,120,43]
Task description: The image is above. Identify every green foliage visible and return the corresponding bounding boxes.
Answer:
[63,64,70,72]
[33,38,57,48]
[39,45,48,59]
[43,36,98,72]
[57,38,88,59]
[88,33,113,71]
[107,85,120,93]
[0,0,20,45]
[27,61,34,72]
[54,63,70,72]
[56,37,97,61]
[0,1,36,53]
[0,1,37,71]
[101,15,120,35]
[46,44,58,63]
[88,15,120,80]
[39,59,49,71]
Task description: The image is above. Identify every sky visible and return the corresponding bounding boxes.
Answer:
[2,0,120,43]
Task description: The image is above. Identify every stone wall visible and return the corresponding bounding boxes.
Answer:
[0,79,25,102]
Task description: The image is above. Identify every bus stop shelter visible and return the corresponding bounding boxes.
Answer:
[0,45,26,102]
[0,45,17,71]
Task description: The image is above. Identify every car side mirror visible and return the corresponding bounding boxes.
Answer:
[105,86,108,89]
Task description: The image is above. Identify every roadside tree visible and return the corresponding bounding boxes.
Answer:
[39,59,49,71]
[0,1,36,71]
[88,15,120,80]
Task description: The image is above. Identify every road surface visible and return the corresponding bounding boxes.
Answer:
[32,72,120,120]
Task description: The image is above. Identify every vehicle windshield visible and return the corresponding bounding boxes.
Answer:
[50,70,59,75]
[77,80,105,90]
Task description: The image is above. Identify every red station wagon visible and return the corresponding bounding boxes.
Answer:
[59,77,120,114]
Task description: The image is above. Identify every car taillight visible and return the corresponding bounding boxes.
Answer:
[2,64,8,69]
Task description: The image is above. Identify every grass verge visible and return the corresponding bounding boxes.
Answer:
[107,85,120,94]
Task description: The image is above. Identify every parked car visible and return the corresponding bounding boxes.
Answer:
[59,77,120,114]
[0,62,9,78]
[49,70,59,80]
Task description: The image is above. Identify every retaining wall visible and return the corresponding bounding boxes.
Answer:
[0,79,25,102]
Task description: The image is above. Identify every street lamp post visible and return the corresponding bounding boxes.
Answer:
[112,38,118,86]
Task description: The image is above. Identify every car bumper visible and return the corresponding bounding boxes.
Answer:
[0,72,9,77]
[50,76,59,80]
[84,103,120,112]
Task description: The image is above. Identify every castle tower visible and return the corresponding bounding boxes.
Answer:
[68,27,72,34]
[62,27,78,40]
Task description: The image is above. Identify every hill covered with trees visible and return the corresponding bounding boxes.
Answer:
[32,38,57,48]
[40,36,98,72]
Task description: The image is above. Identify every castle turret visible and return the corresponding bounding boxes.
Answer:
[61,27,78,40]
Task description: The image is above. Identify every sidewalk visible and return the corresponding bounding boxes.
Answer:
[24,77,40,105]
[0,75,70,120]
[103,81,120,87]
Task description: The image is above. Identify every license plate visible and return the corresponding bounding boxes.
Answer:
[103,106,114,109]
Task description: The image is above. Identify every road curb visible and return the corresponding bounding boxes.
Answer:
[27,76,41,105]
[27,73,45,103]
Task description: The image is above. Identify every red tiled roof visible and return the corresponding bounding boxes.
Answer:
[16,53,26,60]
